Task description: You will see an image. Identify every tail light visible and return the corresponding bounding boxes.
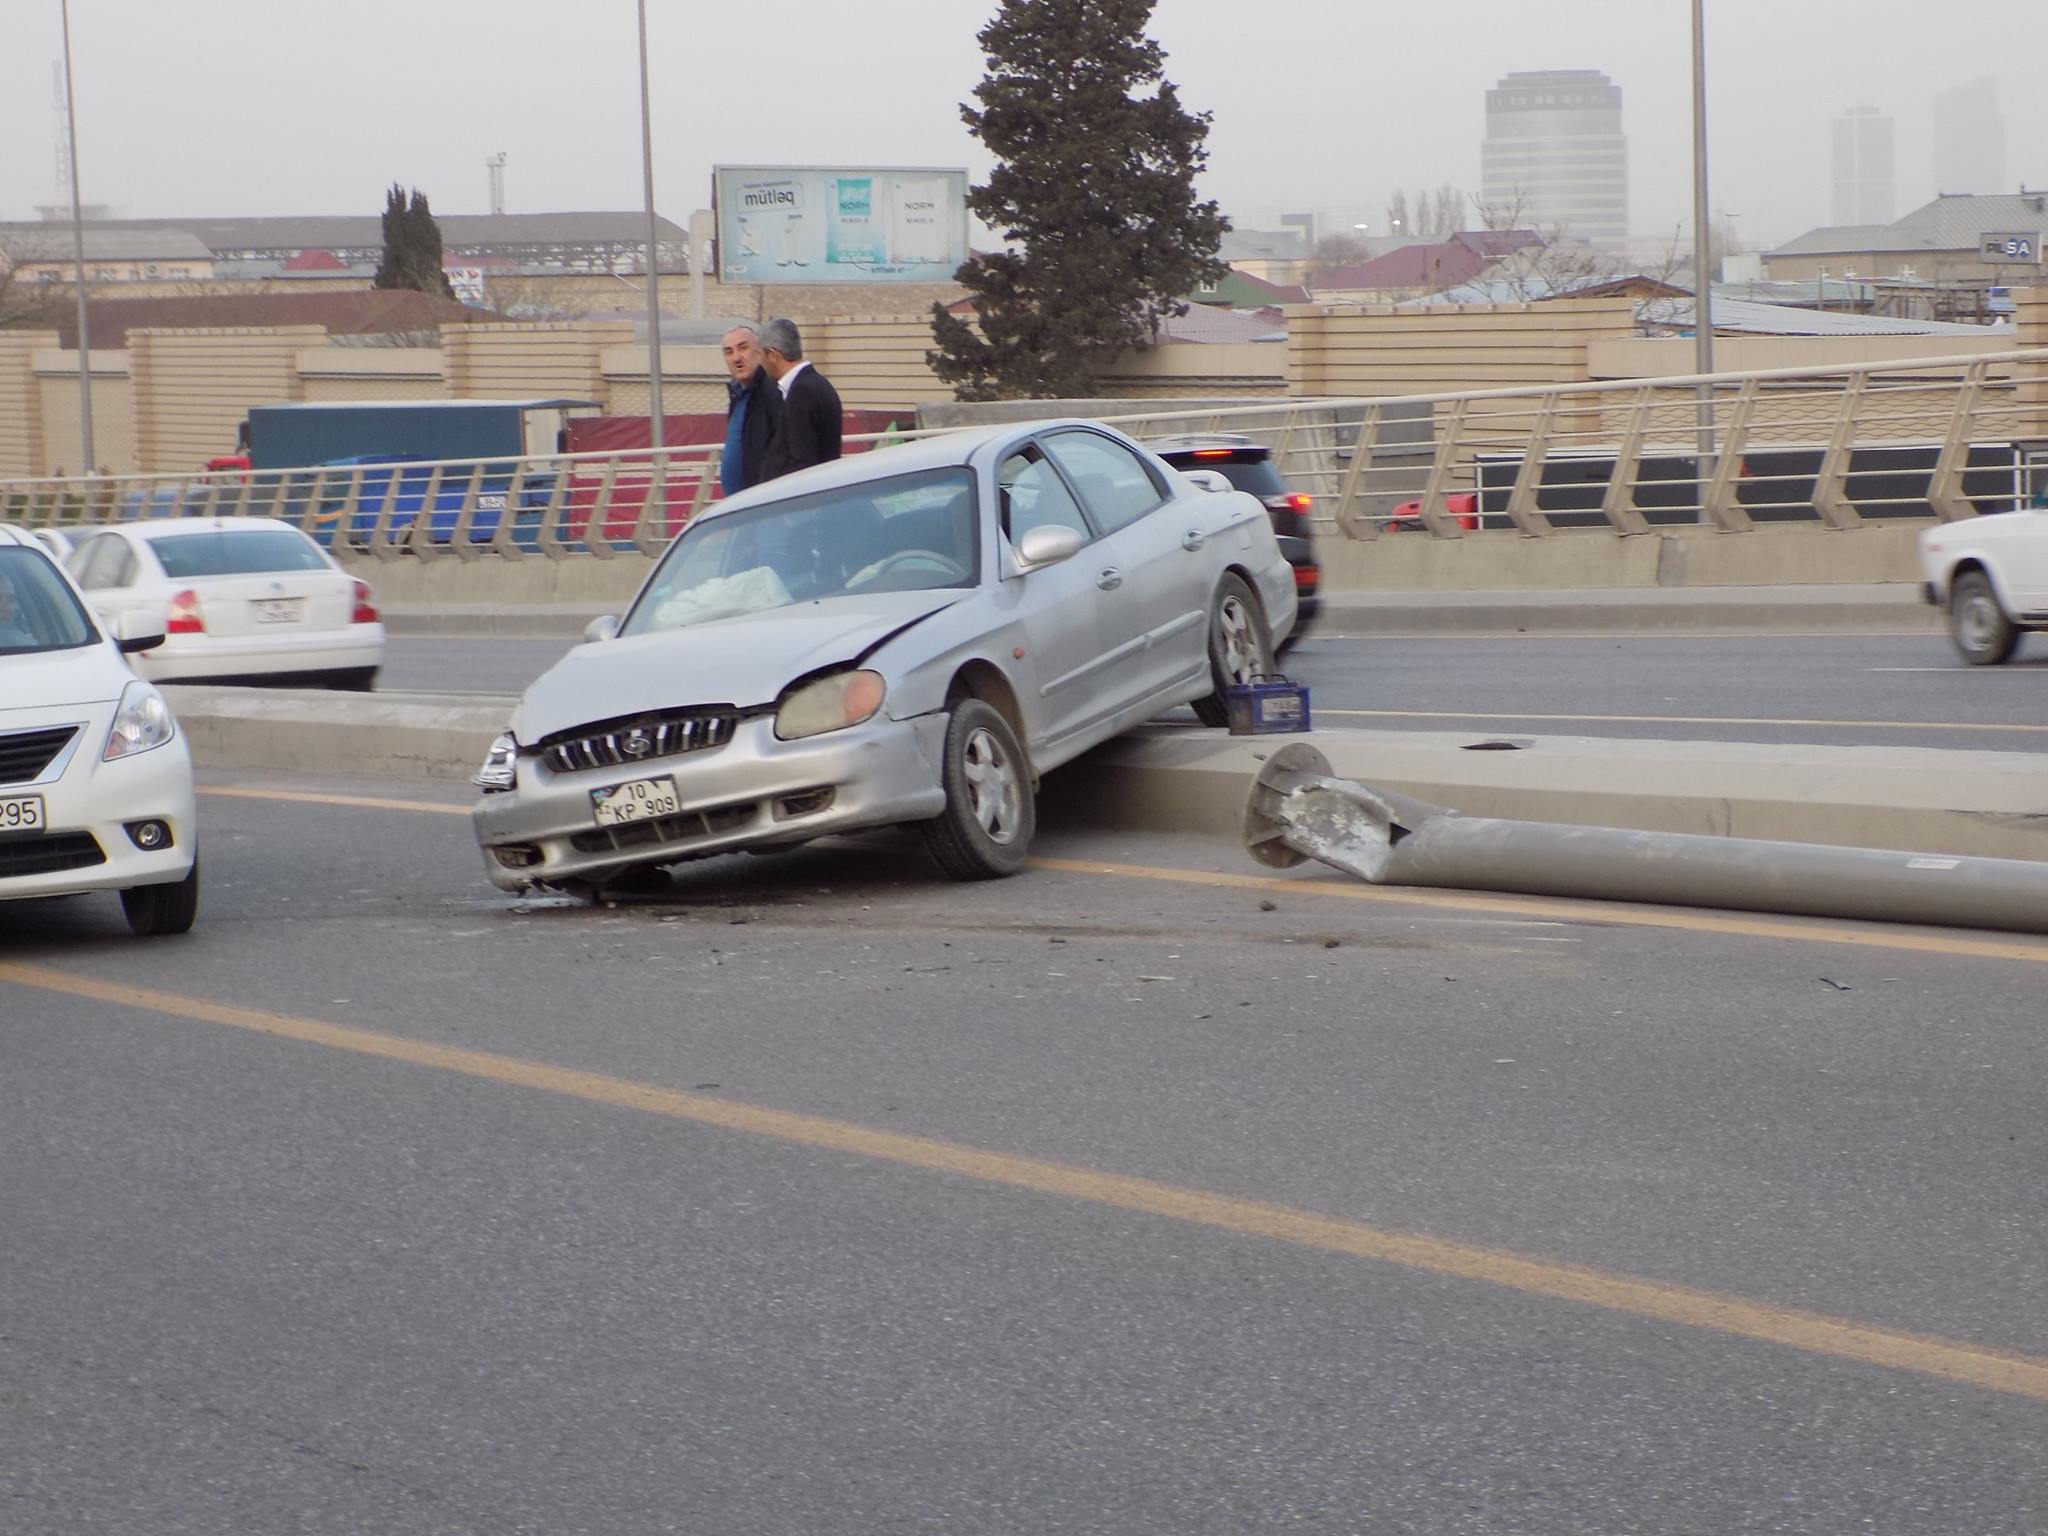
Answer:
[1286,493,1313,513]
[1293,562,1320,589]
[350,578,379,625]
[166,589,204,634]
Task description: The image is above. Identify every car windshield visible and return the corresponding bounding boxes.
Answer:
[0,546,98,656]
[624,467,978,636]
[147,529,329,579]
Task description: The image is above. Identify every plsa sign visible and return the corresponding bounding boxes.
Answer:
[1979,232,2042,264]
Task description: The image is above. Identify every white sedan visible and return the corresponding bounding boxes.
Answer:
[1919,505,2048,664]
[66,516,386,689]
[0,524,199,935]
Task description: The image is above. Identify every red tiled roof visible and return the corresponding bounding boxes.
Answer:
[281,248,349,271]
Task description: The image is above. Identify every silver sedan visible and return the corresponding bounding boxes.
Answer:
[471,418,1298,892]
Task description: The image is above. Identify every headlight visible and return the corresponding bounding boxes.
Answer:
[102,680,176,761]
[474,731,519,791]
[774,670,886,740]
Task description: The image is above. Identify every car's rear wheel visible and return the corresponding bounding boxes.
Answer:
[121,856,199,937]
[921,699,1033,880]
[1950,570,2019,665]
[1192,573,1272,727]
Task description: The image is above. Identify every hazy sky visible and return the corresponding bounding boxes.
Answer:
[3,0,2043,253]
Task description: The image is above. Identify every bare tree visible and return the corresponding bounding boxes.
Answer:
[1383,189,1410,239]
[1428,183,1466,239]
[0,232,77,330]
[1465,189,1631,299]
[1308,231,1372,285]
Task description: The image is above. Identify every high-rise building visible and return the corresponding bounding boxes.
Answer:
[1832,106,1895,226]
[1479,69,1628,249]
[1933,79,2005,196]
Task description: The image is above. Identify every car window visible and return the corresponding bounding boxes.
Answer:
[624,467,978,636]
[1168,453,1289,500]
[0,547,98,655]
[146,529,329,579]
[998,447,1092,544]
[71,534,124,590]
[1043,432,1166,533]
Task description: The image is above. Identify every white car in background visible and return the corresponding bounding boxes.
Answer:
[1919,506,2048,664]
[0,524,199,935]
[66,517,386,689]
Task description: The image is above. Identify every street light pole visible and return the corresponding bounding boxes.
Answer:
[59,0,94,477]
[636,0,664,450]
[1690,0,1716,522]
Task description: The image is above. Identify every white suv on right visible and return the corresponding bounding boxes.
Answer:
[0,525,199,935]
[1919,504,2048,665]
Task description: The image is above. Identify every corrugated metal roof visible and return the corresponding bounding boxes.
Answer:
[0,212,690,257]
[1160,306,1287,344]
[1767,193,2048,257]
[1640,295,2010,337]
[2,225,213,261]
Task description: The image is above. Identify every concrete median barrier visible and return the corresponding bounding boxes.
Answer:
[164,689,2046,866]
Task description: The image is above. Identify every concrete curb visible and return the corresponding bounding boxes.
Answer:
[165,690,2046,864]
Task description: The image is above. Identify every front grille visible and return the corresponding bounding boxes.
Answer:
[541,710,739,774]
[0,830,105,878]
[569,797,759,854]
[0,725,79,785]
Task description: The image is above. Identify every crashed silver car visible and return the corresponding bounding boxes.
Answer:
[471,419,1298,892]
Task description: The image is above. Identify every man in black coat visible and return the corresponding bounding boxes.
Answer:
[718,324,778,495]
[755,317,843,482]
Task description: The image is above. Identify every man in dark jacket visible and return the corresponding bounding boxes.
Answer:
[719,324,777,495]
[756,317,842,482]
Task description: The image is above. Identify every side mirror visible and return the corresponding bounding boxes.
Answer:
[1014,524,1084,570]
[583,614,620,644]
[116,607,167,655]
[1178,469,1233,495]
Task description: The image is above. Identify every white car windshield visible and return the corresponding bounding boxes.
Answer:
[147,529,329,579]
[624,467,978,636]
[0,547,98,656]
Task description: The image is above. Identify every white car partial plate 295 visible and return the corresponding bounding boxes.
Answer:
[592,776,680,827]
[1,794,47,832]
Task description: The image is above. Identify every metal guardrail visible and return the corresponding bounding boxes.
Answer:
[3,350,2043,558]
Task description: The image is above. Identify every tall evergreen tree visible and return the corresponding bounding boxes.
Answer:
[373,184,454,298]
[929,0,1228,400]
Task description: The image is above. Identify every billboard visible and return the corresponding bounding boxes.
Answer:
[714,166,969,284]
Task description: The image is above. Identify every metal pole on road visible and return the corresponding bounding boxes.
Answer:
[1242,744,2048,937]
[1691,0,1716,523]
[59,0,95,477]
[637,0,664,451]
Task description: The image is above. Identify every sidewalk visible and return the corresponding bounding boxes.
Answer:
[379,584,1941,639]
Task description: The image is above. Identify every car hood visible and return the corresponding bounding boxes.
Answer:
[517,589,963,739]
[0,645,128,717]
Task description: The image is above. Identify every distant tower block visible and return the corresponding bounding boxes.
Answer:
[1481,69,1629,250]
[486,153,507,216]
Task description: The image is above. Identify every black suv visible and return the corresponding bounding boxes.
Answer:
[1148,435,1320,629]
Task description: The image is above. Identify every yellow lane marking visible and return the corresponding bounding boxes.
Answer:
[200,786,471,817]
[1318,708,2048,736]
[1028,858,2048,966]
[196,783,2048,967]
[3,958,2045,1403]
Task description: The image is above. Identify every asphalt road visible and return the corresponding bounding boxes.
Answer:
[4,772,2045,1533]
[376,629,2048,754]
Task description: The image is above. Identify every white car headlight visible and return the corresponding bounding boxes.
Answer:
[775,670,886,741]
[474,731,519,791]
[102,680,176,761]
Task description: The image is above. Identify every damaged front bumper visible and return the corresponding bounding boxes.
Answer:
[470,711,950,892]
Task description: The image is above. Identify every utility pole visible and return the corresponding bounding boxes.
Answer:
[1690,0,1716,524]
[59,0,94,477]
[636,0,664,450]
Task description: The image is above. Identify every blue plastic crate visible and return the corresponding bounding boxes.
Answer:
[1225,674,1311,735]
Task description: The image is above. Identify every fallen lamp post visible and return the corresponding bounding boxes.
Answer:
[1242,743,2048,937]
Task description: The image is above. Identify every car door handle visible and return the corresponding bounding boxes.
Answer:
[1097,567,1123,591]
[1182,529,1206,552]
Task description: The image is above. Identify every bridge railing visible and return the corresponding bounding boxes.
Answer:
[3,349,2042,558]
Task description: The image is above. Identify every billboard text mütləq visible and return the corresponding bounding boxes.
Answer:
[714,166,968,285]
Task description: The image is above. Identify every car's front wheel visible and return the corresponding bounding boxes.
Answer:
[1192,573,1273,727]
[121,856,199,937]
[1950,570,2019,665]
[921,699,1034,880]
